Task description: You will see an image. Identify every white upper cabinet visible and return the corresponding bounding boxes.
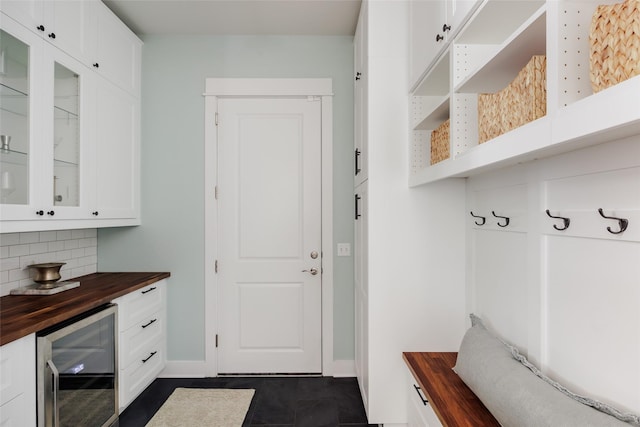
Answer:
[0,0,97,65]
[354,2,368,186]
[409,0,480,90]
[0,1,141,231]
[93,2,142,96]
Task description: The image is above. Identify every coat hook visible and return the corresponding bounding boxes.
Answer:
[546,209,570,231]
[491,211,510,227]
[469,211,486,226]
[598,208,628,234]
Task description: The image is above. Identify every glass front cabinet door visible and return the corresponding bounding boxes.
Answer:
[1,15,92,223]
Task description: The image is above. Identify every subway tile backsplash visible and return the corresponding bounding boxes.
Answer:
[0,229,97,296]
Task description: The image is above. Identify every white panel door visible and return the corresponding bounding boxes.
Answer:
[217,97,322,374]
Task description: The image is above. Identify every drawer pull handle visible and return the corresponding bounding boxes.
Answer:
[142,351,157,363]
[141,318,157,328]
[141,286,157,294]
[413,384,428,406]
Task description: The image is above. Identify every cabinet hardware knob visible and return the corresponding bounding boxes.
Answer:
[443,24,451,32]
[47,210,55,216]
[92,211,99,216]
[93,63,100,68]
[436,34,444,42]
[355,148,362,176]
[355,194,362,220]
[413,384,429,405]
[36,210,44,216]
[37,25,45,32]
[48,33,56,39]
[141,286,157,294]
[355,72,361,81]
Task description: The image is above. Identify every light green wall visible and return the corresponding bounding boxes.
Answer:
[97,35,355,362]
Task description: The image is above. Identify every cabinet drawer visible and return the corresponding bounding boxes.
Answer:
[119,313,164,369]
[0,335,35,406]
[407,373,442,427]
[115,281,165,331]
[119,340,164,411]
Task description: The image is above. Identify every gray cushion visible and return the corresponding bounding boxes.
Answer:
[453,314,639,427]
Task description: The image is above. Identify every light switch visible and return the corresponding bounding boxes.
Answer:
[337,243,351,257]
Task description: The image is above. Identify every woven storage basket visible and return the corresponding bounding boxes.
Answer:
[430,119,450,165]
[589,0,640,93]
[478,55,546,144]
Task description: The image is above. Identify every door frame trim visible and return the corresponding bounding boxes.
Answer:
[203,78,334,376]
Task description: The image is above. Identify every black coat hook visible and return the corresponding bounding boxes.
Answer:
[546,209,570,231]
[492,211,510,227]
[598,208,628,234]
[469,211,486,226]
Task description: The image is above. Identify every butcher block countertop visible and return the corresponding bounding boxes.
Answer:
[0,272,170,346]
[403,352,500,427]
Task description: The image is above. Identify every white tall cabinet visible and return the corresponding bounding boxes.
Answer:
[353,1,467,424]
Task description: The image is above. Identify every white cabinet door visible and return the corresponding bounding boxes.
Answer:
[354,182,368,406]
[409,0,447,89]
[446,0,480,38]
[354,4,368,186]
[44,0,97,65]
[94,2,141,96]
[0,334,36,427]
[93,77,139,219]
[0,0,44,34]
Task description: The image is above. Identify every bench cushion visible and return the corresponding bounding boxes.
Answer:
[453,314,639,427]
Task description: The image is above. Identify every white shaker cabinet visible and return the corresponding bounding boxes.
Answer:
[0,0,141,232]
[0,0,97,66]
[353,3,368,187]
[92,2,141,96]
[0,334,36,427]
[113,280,167,413]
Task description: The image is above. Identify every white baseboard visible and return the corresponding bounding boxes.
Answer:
[159,360,207,378]
[159,359,356,378]
[332,359,356,377]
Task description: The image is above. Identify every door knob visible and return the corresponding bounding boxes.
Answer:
[302,268,318,276]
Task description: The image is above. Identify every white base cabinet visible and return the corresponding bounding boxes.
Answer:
[113,280,167,413]
[0,334,36,427]
[405,366,442,427]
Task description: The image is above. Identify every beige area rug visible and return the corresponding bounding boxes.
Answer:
[145,388,255,427]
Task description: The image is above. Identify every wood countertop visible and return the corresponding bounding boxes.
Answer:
[0,272,170,346]
[403,352,500,427]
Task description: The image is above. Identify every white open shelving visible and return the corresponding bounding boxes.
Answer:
[409,0,637,187]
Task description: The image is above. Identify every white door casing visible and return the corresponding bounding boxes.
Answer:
[217,97,322,373]
[202,78,333,377]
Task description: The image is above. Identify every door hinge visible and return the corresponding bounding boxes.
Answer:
[215,186,218,200]
[215,334,219,348]
[215,112,219,126]
[215,260,218,273]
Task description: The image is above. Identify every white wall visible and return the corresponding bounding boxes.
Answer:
[467,135,640,414]
[97,35,356,363]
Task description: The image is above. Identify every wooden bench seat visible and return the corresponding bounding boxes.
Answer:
[403,352,500,427]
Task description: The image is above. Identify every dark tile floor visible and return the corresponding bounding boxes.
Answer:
[118,376,379,427]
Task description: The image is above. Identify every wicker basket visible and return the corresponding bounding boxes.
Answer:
[589,0,640,93]
[478,55,546,144]
[430,119,450,165]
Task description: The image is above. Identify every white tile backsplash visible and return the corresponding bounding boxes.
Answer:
[0,229,98,296]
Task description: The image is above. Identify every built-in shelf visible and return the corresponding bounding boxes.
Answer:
[409,75,640,187]
[0,148,28,166]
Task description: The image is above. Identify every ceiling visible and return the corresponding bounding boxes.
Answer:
[102,0,362,36]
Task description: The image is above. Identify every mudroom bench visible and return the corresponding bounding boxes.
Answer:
[403,352,499,427]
